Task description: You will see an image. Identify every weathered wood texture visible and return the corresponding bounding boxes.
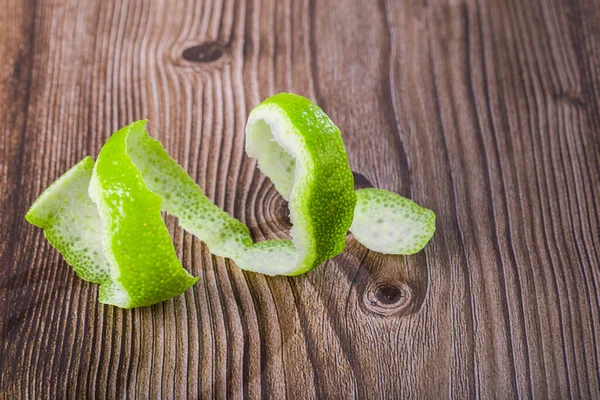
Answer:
[1,0,600,398]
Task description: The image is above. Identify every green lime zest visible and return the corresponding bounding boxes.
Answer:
[245,93,357,275]
[89,121,198,307]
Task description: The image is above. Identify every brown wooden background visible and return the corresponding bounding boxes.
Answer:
[1,0,600,398]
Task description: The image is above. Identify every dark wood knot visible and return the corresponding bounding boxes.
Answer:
[363,282,413,317]
[279,200,291,225]
[247,192,291,241]
[182,42,227,63]
[554,89,586,108]
[352,171,374,190]
[375,284,402,304]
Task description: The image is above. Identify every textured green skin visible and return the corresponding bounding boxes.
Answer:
[125,125,254,259]
[257,93,357,275]
[25,157,94,227]
[25,157,111,284]
[350,188,436,254]
[92,121,197,308]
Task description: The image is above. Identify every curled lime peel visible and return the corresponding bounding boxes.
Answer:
[26,93,435,308]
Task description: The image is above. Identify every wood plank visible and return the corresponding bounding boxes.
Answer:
[1,0,599,398]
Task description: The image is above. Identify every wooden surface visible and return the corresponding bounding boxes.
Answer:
[1,0,600,398]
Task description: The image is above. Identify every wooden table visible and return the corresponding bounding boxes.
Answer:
[1,0,599,398]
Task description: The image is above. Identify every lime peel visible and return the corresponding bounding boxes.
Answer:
[350,188,435,255]
[245,93,357,275]
[26,157,111,284]
[89,121,198,308]
[26,93,435,308]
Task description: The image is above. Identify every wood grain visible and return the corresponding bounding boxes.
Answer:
[1,0,599,398]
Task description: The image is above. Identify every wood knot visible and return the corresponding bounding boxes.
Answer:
[362,282,413,317]
[375,284,403,304]
[554,89,586,108]
[247,191,292,241]
[173,42,231,70]
[269,196,293,238]
[278,200,291,226]
[182,42,227,63]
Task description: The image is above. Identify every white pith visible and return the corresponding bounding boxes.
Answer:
[245,104,315,273]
